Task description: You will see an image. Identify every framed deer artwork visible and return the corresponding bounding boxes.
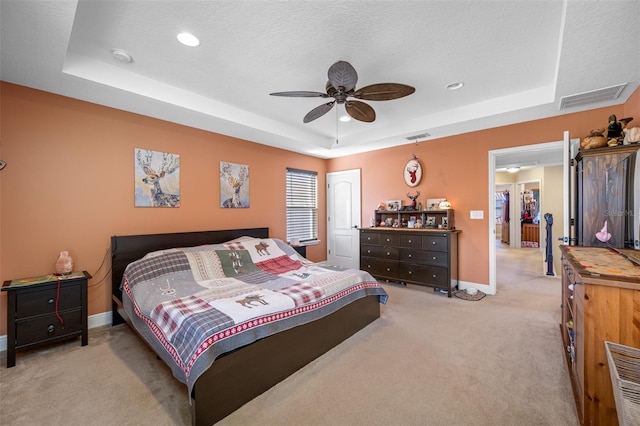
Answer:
[404,155,422,187]
[134,148,180,207]
[220,162,249,208]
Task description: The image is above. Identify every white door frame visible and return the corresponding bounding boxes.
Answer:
[488,140,565,295]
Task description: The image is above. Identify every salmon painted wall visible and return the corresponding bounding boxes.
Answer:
[0,83,327,335]
[328,90,639,288]
[1,82,639,337]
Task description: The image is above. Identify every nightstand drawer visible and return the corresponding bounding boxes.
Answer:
[16,310,83,347]
[15,283,82,318]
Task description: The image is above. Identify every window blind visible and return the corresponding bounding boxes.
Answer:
[286,168,318,243]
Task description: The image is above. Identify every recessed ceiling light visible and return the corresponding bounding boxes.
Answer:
[177,32,200,47]
[339,115,351,122]
[507,167,520,173]
[446,82,464,91]
[111,49,133,63]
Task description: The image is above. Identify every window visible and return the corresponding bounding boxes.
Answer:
[286,168,318,243]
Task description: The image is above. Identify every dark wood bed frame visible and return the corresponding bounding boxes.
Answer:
[111,227,382,425]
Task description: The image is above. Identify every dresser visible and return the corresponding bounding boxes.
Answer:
[560,246,640,425]
[360,228,459,297]
[2,271,90,367]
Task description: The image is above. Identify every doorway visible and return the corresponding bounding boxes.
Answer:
[488,139,567,295]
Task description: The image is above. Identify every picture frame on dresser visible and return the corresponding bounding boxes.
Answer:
[386,200,401,211]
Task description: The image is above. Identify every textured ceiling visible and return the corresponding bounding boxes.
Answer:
[1,1,639,162]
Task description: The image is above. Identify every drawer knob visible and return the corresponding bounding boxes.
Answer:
[386,252,391,256]
[432,274,437,278]
[386,268,391,271]
[386,238,391,242]
[432,256,437,260]
[367,250,371,254]
[48,298,55,304]
[408,254,412,258]
[408,239,412,243]
[408,271,412,275]
[432,241,436,245]
[47,324,55,334]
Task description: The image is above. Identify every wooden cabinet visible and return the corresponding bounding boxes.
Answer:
[2,271,90,367]
[576,145,640,248]
[521,223,539,244]
[560,246,640,425]
[360,228,459,297]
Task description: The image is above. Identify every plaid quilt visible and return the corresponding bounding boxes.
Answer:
[121,237,388,394]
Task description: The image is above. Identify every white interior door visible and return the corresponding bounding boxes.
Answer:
[326,169,361,268]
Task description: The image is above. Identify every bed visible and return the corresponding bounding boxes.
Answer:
[111,227,388,425]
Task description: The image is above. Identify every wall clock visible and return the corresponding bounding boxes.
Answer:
[404,156,422,187]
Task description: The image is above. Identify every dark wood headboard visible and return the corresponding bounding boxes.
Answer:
[110,227,269,324]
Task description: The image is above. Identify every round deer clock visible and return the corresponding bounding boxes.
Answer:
[404,156,422,187]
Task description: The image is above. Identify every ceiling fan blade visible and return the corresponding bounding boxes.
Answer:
[354,83,416,101]
[303,101,335,123]
[345,100,375,122]
[328,61,358,92]
[270,91,329,98]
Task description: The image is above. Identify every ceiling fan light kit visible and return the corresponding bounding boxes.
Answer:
[270,61,415,123]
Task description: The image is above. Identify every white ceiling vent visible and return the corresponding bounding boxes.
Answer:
[559,83,627,109]
[405,132,430,141]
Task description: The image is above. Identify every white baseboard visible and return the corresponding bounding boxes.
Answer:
[0,310,113,352]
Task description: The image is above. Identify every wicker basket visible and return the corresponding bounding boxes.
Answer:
[605,341,640,426]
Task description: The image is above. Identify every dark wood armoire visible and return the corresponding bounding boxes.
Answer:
[576,144,640,248]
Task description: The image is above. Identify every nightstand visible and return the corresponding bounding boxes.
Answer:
[2,271,90,367]
[291,245,307,257]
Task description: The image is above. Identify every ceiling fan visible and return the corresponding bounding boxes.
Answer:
[270,61,415,123]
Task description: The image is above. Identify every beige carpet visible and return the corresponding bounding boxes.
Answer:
[0,245,578,425]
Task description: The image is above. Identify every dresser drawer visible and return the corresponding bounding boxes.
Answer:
[361,244,399,260]
[399,234,422,248]
[361,257,399,279]
[399,265,448,287]
[15,282,82,318]
[378,233,400,246]
[360,231,380,245]
[422,235,449,252]
[400,249,448,267]
[16,309,83,347]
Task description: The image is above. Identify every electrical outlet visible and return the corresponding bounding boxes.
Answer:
[470,210,484,219]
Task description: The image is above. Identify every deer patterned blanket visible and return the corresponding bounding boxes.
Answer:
[121,237,388,395]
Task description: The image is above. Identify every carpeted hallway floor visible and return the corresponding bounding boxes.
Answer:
[0,244,579,425]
